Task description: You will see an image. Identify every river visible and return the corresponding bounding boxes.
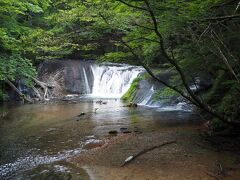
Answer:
[0,97,201,179]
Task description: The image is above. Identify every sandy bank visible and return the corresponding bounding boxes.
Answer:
[70,128,240,180]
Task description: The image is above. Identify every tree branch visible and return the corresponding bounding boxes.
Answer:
[133,23,155,31]
[125,37,159,44]
[211,0,238,9]
[121,140,176,167]
[116,0,148,11]
[204,14,240,21]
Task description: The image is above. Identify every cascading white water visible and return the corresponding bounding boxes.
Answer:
[90,64,143,98]
[139,86,155,106]
[82,68,91,94]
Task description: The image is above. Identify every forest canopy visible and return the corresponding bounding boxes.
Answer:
[0,0,240,128]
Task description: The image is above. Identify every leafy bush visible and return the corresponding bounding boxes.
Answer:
[0,54,37,86]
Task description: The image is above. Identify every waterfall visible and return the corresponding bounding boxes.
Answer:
[38,60,143,97]
[71,62,144,98]
[139,86,155,106]
[90,64,142,98]
[82,67,91,94]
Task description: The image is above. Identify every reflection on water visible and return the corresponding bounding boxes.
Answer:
[0,99,201,179]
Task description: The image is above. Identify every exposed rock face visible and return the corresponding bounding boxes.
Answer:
[131,71,177,107]
[38,60,65,97]
[129,71,213,111]
[38,60,94,96]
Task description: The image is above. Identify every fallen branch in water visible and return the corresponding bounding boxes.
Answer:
[121,140,176,167]
[31,77,55,101]
[5,79,32,103]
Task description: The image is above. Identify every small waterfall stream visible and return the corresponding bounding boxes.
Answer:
[82,68,91,94]
[90,64,142,98]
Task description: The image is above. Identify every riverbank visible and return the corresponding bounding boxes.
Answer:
[71,127,240,180]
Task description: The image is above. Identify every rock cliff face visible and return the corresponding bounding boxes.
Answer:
[38,60,95,95]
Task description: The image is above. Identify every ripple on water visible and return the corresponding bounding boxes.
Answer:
[0,148,84,179]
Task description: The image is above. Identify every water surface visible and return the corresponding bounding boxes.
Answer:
[0,98,201,179]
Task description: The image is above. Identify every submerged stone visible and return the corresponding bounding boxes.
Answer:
[108,130,118,135]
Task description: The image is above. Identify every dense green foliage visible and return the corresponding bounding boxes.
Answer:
[1,0,240,127]
[0,55,36,83]
[0,0,50,92]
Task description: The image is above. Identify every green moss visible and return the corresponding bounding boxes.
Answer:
[121,69,174,103]
[121,76,143,102]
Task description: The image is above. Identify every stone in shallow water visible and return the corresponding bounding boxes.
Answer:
[83,139,104,150]
[120,127,131,134]
[78,112,85,117]
[108,130,118,135]
[46,128,58,132]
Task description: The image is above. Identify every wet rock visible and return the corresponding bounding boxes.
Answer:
[124,103,138,108]
[94,108,99,113]
[84,139,104,150]
[78,112,85,117]
[120,127,131,134]
[120,127,128,132]
[96,100,103,104]
[133,127,142,134]
[96,100,107,105]
[108,130,118,135]
[61,98,71,102]
[122,131,131,134]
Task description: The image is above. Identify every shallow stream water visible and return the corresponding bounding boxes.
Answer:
[0,98,201,179]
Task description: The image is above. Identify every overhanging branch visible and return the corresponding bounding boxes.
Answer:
[204,14,240,21]
[116,0,148,11]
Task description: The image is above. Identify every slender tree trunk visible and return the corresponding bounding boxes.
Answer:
[5,79,32,103]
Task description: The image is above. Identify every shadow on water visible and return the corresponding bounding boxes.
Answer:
[0,98,202,179]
